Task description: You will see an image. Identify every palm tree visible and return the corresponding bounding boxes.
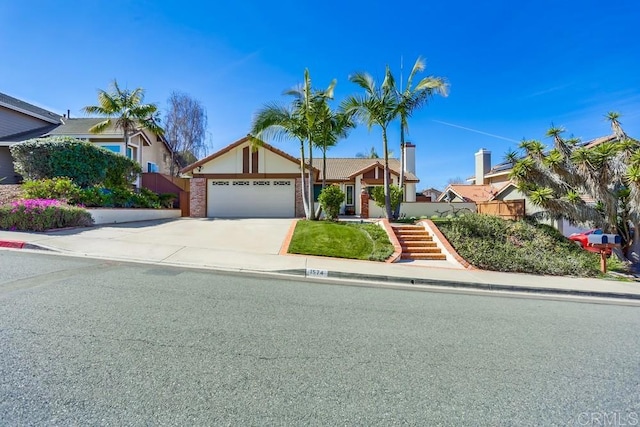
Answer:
[343,66,399,219]
[284,70,336,220]
[314,100,355,187]
[250,102,312,218]
[395,57,448,218]
[83,80,163,170]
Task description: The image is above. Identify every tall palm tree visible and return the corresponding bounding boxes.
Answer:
[250,102,312,218]
[343,66,399,219]
[395,57,448,218]
[83,80,163,169]
[284,70,335,220]
[313,100,355,187]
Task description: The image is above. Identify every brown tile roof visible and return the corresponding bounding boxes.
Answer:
[311,158,419,182]
[441,182,511,203]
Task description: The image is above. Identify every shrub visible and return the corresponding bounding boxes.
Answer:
[437,214,600,276]
[77,186,174,209]
[0,199,93,231]
[370,185,403,211]
[10,136,141,188]
[22,178,82,203]
[318,185,345,220]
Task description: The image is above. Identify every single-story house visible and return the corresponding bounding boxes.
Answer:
[181,136,420,218]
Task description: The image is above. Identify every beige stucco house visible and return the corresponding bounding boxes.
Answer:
[181,136,420,218]
[45,118,174,177]
[0,91,174,185]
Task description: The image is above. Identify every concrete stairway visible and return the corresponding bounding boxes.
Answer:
[391,224,447,261]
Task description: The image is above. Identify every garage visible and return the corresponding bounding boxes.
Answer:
[207,179,295,218]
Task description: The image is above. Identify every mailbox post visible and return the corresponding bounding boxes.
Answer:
[587,234,621,273]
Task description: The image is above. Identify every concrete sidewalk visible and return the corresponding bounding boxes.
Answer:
[1,218,639,302]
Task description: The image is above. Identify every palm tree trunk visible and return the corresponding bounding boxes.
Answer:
[394,127,405,219]
[308,137,316,220]
[314,145,327,219]
[382,127,392,219]
[299,142,309,219]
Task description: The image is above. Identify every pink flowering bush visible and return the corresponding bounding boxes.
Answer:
[0,198,93,231]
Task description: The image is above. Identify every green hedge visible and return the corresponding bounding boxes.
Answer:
[0,199,93,231]
[10,136,141,188]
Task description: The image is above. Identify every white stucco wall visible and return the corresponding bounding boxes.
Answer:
[87,208,181,225]
[369,202,477,218]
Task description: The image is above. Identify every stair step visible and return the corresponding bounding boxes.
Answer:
[401,253,447,260]
[392,225,423,230]
[398,236,433,243]
[401,246,441,253]
[400,241,438,248]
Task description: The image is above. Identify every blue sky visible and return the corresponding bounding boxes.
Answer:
[1,0,639,190]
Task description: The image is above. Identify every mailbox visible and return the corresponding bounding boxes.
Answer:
[587,234,621,245]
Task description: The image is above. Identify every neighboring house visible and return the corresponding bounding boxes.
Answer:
[0,91,175,184]
[438,148,520,204]
[418,187,442,202]
[443,138,633,236]
[0,92,62,183]
[181,137,419,218]
[44,118,174,176]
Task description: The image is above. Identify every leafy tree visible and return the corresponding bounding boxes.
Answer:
[370,185,403,212]
[83,80,163,168]
[318,185,345,220]
[510,112,639,256]
[343,66,400,219]
[164,91,208,176]
[395,57,448,218]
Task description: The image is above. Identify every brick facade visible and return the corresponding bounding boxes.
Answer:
[360,189,369,219]
[189,178,207,217]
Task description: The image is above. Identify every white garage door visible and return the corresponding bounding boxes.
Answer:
[207,179,295,218]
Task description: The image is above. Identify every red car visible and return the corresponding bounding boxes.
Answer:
[568,229,612,255]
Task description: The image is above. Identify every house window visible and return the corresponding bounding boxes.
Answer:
[313,184,323,202]
[345,185,354,206]
[126,147,133,159]
[101,144,121,154]
[147,162,158,173]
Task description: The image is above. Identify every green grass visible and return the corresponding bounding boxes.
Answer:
[437,214,603,277]
[288,220,394,261]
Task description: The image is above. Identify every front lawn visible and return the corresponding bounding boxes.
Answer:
[288,220,394,261]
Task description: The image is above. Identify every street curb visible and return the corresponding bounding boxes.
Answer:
[274,268,640,301]
[0,239,26,249]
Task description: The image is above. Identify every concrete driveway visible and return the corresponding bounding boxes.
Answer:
[2,218,299,271]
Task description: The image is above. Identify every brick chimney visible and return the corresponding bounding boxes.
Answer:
[475,148,491,185]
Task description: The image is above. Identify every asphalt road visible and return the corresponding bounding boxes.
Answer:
[1,250,639,426]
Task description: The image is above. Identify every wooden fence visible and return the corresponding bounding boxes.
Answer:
[476,199,525,220]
